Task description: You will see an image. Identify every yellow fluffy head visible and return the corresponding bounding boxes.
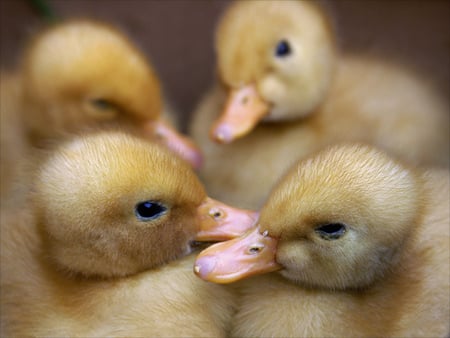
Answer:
[34,132,206,278]
[259,143,422,289]
[22,20,162,141]
[216,0,336,119]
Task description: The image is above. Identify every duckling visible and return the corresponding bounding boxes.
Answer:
[0,131,257,336]
[190,0,449,209]
[194,143,450,337]
[6,19,202,168]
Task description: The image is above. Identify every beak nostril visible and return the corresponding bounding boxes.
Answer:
[249,247,260,254]
[248,243,265,254]
[241,96,249,105]
[209,208,224,220]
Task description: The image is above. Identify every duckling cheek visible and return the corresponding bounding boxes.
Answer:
[276,242,311,277]
[258,76,286,120]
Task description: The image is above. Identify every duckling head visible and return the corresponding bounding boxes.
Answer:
[34,132,257,278]
[210,0,336,143]
[21,20,202,168]
[195,144,422,290]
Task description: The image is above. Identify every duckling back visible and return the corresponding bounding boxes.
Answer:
[319,55,449,167]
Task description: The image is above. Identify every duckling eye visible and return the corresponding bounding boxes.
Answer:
[135,201,167,221]
[275,40,291,57]
[91,98,116,111]
[315,223,347,240]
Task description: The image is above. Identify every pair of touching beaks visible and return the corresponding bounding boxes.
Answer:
[195,199,281,284]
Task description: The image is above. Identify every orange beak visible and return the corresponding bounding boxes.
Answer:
[210,84,270,144]
[194,226,281,283]
[195,197,259,242]
[144,119,203,169]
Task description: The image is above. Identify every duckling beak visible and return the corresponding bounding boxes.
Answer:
[210,84,270,144]
[144,119,203,169]
[194,226,281,283]
[195,197,259,242]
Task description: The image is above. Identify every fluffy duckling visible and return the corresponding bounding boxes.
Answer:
[194,143,450,337]
[0,132,257,336]
[7,19,202,168]
[190,0,449,209]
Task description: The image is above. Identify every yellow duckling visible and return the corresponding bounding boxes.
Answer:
[4,19,202,168]
[0,132,257,336]
[190,0,449,208]
[1,18,203,210]
[195,143,450,337]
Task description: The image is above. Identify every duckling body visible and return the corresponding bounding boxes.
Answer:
[0,132,255,336]
[190,0,449,209]
[195,144,450,337]
[1,222,233,337]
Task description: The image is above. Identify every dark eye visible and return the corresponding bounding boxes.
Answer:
[275,40,291,57]
[135,201,167,221]
[91,98,116,111]
[315,223,347,240]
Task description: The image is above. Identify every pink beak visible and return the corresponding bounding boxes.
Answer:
[194,226,281,283]
[210,84,270,144]
[144,119,203,169]
[195,197,259,242]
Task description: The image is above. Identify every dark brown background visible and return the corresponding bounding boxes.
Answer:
[1,0,449,129]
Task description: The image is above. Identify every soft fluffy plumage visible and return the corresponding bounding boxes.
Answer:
[190,0,449,209]
[20,19,199,159]
[195,143,450,337]
[1,19,203,213]
[0,20,201,203]
[0,132,256,336]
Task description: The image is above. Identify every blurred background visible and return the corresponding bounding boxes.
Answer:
[1,0,449,130]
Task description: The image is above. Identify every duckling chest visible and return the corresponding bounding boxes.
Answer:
[198,122,322,209]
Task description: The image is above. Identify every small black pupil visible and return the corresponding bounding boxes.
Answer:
[275,40,291,57]
[136,202,165,219]
[320,223,344,234]
[92,99,111,110]
[316,223,346,240]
